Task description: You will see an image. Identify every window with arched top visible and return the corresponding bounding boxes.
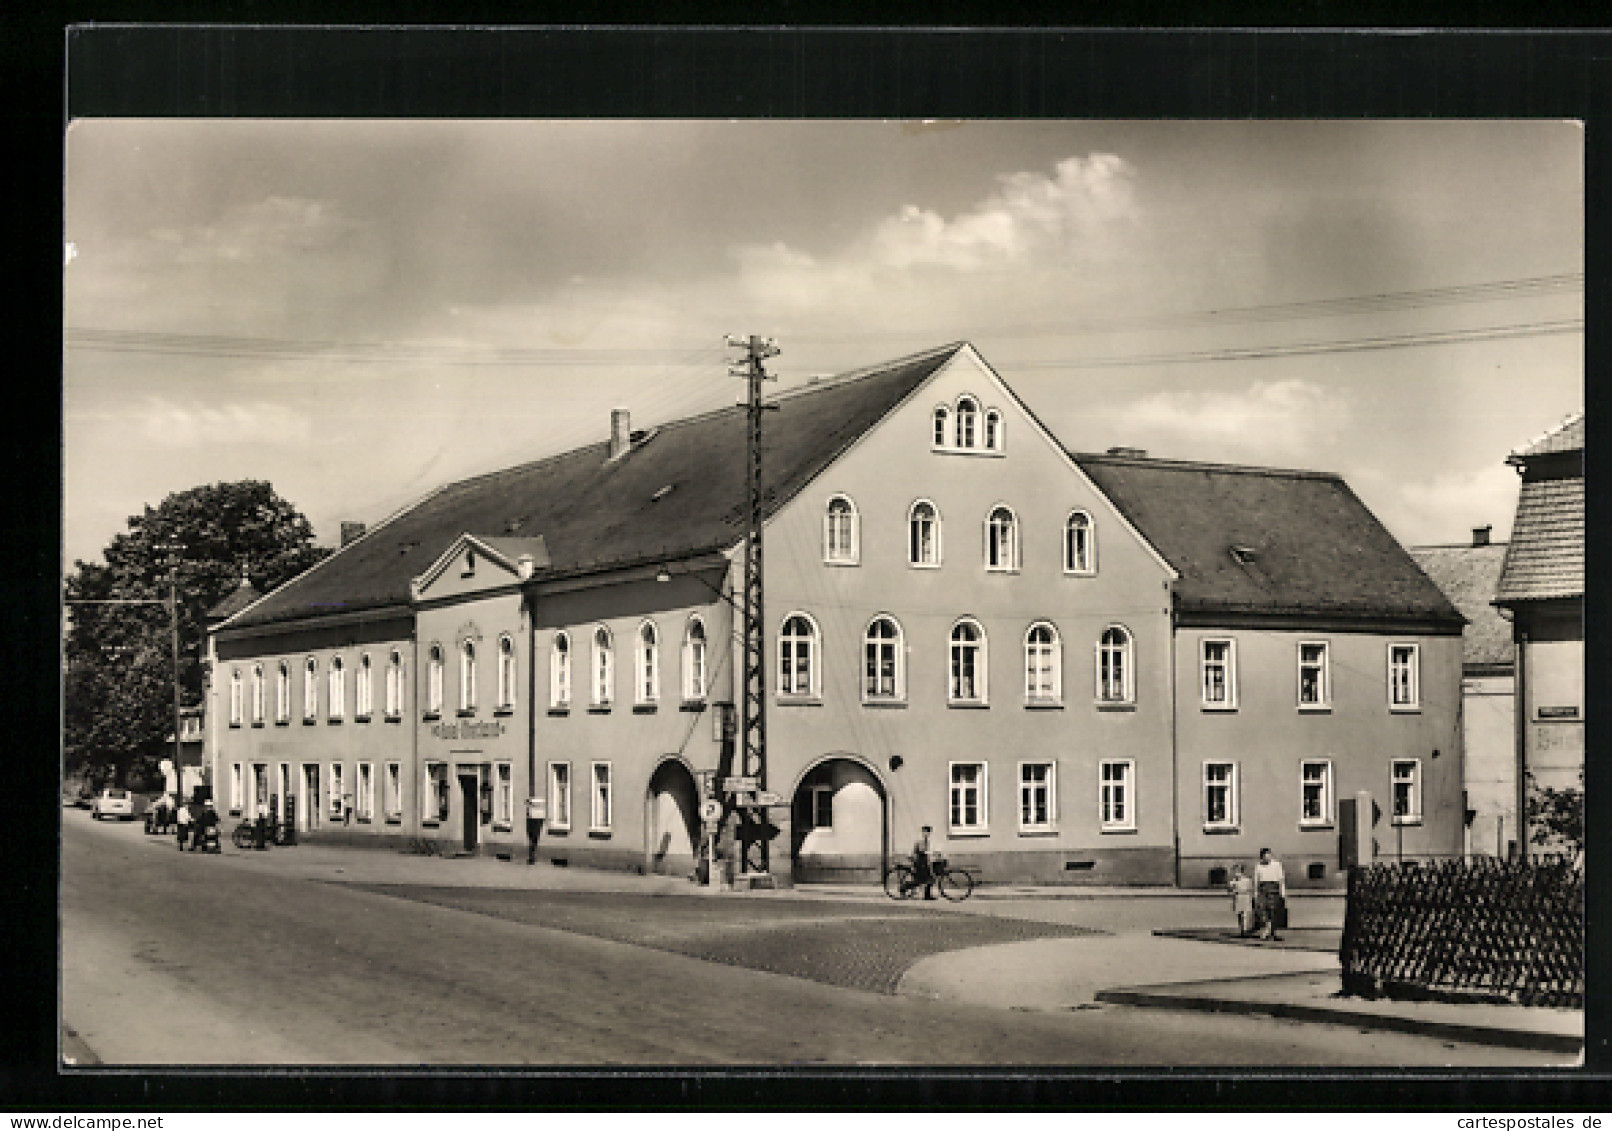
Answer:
[250,664,265,724]
[778,613,819,698]
[949,619,988,704]
[1097,625,1134,704]
[636,621,659,704]
[956,396,979,448]
[592,626,614,706]
[386,650,404,719]
[863,616,904,701]
[932,405,950,448]
[551,632,571,708]
[683,617,707,702]
[909,500,942,567]
[986,505,1020,571]
[229,668,243,727]
[426,645,444,717]
[304,657,318,722]
[497,635,516,711]
[459,640,478,714]
[275,661,290,723]
[823,495,860,565]
[1024,622,1061,704]
[1065,511,1096,575]
[356,652,373,719]
[328,656,345,721]
[984,409,1003,451]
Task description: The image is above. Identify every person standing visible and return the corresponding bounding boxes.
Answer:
[1227,863,1256,938]
[911,825,937,900]
[254,798,270,850]
[175,799,192,852]
[1253,847,1287,941]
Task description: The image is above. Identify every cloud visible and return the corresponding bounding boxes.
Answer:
[131,397,313,446]
[172,195,366,266]
[1391,464,1519,543]
[1090,379,1351,462]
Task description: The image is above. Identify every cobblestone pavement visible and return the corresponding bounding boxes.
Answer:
[346,884,1103,994]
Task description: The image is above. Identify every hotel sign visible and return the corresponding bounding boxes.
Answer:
[430,720,508,740]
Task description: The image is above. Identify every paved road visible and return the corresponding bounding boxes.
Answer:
[60,812,1561,1067]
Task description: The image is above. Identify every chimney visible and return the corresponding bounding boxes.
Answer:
[1472,525,1492,547]
[340,521,367,547]
[609,408,631,459]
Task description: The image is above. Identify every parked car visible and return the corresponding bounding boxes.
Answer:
[91,788,134,821]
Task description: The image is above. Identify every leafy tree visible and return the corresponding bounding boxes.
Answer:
[1526,768,1584,858]
[64,481,330,789]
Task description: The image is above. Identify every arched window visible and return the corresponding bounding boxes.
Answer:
[497,635,516,711]
[229,668,243,727]
[932,405,950,447]
[636,621,659,704]
[1065,510,1095,574]
[1097,625,1134,704]
[459,639,477,713]
[956,396,979,448]
[823,495,859,565]
[250,664,265,724]
[683,617,707,702]
[356,652,373,718]
[778,614,819,698]
[328,656,345,721]
[426,645,444,717]
[592,626,614,706]
[984,409,1003,451]
[551,632,571,707]
[386,650,404,718]
[864,616,904,701]
[909,499,941,567]
[1024,622,1061,703]
[986,505,1020,571]
[275,661,290,723]
[949,619,988,704]
[303,657,318,722]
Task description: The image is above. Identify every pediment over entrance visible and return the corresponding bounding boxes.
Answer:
[410,532,551,603]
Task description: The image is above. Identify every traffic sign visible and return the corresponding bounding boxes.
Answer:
[754,790,786,806]
[722,776,758,793]
[699,799,723,823]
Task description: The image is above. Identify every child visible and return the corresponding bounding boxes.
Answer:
[1228,863,1256,937]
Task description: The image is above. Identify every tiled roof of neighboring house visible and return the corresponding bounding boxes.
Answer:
[1409,542,1515,671]
[1495,475,1585,604]
[1071,453,1464,626]
[205,575,262,621]
[1510,411,1584,461]
[221,343,968,631]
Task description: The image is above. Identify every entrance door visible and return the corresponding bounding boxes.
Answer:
[458,771,479,853]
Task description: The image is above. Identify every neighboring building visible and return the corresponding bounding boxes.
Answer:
[1411,527,1517,858]
[1494,411,1584,851]
[162,705,208,800]
[206,342,1464,886]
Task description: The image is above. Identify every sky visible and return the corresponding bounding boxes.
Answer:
[63,119,1583,569]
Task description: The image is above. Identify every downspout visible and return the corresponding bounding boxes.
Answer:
[1168,582,1181,888]
[1514,621,1528,857]
[526,581,539,863]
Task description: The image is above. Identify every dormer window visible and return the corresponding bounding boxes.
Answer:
[956,397,979,448]
[823,495,860,565]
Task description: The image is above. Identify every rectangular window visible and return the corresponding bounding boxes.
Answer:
[1298,642,1330,708]
[423,761,449,824]
[812,785,834,829]
[356,762,374,821]
[252,763,268,815]
[590,762,613,832]
[1100,759,1135,831]
[1300,760,1333,826]
[328,763,345,819]
[1201,639,1237,709]
[230,762,243,815]
[1392,759,1422,824]
[948,761,988,834]
[1018,761,1055,833]
[1203,761,1239,830]
[1389,643,1421,711]
[495,762,513,827]
[384,761,402,821]
[548,762,572,832]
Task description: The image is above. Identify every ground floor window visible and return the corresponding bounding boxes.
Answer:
[384,762,403,822]
[229,762,243,815]
[1018,761,1055,833]
[424,762,450,824]
[1301,759,1333,826]
[1203,761,1238,830]
[949,761,988,834]
[1100,759,1135,831]
[495,762,513,828]
[590,762,613,832]
[356,762,374,821]
[252,764,269,816]
[328,762,345,820]
[1392,758,1422,825]
[812,784,834,829]
[549,762,571,831]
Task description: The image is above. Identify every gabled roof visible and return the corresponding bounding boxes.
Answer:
[1510,411,1584,462]
[1409,542,1515,670]
[412,533,552,598]
[1071,452,1464,626]
[222,343,968,631]
[205,575,262,622]
[1496,476,1584,604]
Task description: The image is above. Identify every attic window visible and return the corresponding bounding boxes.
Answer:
[1229,545,1258,566]
[652,484,674,502]
[463,549,476,577]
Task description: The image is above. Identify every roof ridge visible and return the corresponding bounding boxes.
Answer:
[1071,450,1341,480]
[1509,409,1585,459]
[770,341,970,401]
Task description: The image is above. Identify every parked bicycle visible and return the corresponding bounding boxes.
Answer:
[884,854,975,902]
[231,818,289,849]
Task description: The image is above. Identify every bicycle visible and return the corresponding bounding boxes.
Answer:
[883,855,975,902]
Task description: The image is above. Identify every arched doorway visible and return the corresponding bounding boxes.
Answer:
[791,755,888,885]
[644,757,700,876]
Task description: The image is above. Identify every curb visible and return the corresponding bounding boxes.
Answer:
[1092,986,1584,1055]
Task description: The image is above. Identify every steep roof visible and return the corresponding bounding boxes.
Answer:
[222,343,967,631]
[1409,542,1515,670]
[1071,453,1464,626]
[1496,475,1584,604]
[205,575,262,622]
[1510,411,1584,462]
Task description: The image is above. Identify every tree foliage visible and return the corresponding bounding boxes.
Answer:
[1526,768,1584,858]
[64,481,330,788]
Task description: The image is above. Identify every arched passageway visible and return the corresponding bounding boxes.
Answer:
[791,756,887,884]
[644,758,700,876]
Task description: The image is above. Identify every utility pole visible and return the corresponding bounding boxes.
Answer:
[726,333,779,877]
